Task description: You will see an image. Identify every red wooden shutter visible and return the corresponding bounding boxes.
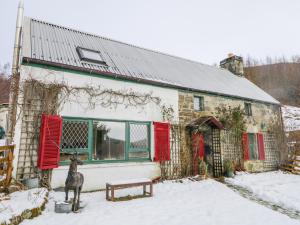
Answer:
[242,133,250,160]
[154,122,170,161]
[257,133,265,160]
[38,114,63,170]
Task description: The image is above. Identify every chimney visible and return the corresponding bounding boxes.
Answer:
[220,53,244,76]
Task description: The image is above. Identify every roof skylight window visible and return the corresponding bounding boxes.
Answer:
[77,47,106,65]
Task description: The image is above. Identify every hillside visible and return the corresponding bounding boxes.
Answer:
[244,63,300,107]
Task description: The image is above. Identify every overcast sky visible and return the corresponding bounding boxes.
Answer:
[1,0,300,68]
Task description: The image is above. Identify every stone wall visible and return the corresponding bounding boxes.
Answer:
[178,90,282,173]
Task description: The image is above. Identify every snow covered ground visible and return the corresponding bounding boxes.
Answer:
[0,188,48,224]
[21,179,300,225]
[282,105,300,131]
[226,171,300,212]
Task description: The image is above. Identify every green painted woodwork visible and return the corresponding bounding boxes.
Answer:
[128,122,150,152]
[248,133,258,160]
[60,116,151,165]
[88,119,93,161]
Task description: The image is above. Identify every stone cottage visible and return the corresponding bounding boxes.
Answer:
[8,3,284,190]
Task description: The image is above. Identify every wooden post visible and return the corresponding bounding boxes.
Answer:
[111,187,115,201]
[106,184,109,200]
[143,184,146,195]
[150,183,153,196]
[0,145,15,190]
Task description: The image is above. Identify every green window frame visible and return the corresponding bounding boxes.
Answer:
[194,96,204,111]
[248,133,258,160]
[60,117,151,165]
[60,118,90,162]
[128,122,151,160]
[244,102,252,116]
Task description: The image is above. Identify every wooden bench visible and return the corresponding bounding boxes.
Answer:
[106,178,153,201]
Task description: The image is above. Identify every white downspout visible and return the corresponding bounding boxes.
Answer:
[7,0,24,144]
[12,0,24,76]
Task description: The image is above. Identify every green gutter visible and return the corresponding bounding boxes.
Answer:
[21,59,280,106]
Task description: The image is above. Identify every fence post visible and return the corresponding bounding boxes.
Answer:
[0,145,15,191]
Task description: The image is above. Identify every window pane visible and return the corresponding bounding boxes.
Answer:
[248,133,258,160]
[129,151,149,159]
[194,97,200,110]
[245,103,252,116]
[129,124,149,149]
[194,96,204,111]
[93,121,125,160]
[81,49,103,62]
[199,97,204,111]
[61,120,89,151]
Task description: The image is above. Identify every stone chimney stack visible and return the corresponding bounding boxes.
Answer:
[220,53,244,76]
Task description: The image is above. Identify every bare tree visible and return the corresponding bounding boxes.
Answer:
[244,56,300,107]
[0,63,11,104]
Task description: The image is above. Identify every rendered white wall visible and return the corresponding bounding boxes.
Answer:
[14,65,177,183]
[51,162,161,191]
[20,65,179,122]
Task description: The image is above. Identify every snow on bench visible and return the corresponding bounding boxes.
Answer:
[106,178,153,201]
[107,178,152,186]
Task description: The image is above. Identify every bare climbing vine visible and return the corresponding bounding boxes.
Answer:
[160,104,175,122]
[215,104,247,169]
[21,79,162,112]
[14,76,174,187]
[215,104,246,135]
[267,114,287,164]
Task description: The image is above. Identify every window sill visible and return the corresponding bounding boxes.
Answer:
[57,160,157,170]
[244,159,264,162]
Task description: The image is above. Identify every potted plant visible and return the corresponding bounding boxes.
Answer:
[198,159,207,179]
[223,159,234,177]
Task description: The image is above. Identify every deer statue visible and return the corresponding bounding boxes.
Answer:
[65,154,84,212]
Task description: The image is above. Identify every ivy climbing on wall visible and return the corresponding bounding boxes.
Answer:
[215,104,246,139]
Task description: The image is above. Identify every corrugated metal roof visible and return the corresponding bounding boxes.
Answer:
[21,17,279,104]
